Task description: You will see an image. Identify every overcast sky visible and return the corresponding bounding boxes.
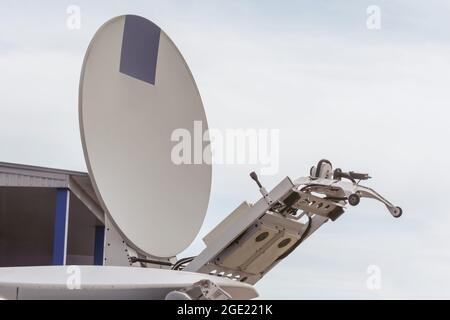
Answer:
[1,0,449,299]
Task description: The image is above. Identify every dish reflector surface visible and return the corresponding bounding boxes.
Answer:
[79,15,211,258]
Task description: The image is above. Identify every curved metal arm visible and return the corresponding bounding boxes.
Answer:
[293,176,402,218]
[352,185,402,218]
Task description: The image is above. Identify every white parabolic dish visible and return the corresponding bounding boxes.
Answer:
[79,15,212,258]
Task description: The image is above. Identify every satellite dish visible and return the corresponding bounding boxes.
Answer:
[79,15,211,258]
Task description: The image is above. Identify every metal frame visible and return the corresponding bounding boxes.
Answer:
[184,161,401,285]
[184,177,295,283]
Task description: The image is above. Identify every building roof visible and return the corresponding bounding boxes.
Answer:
[0,161,104,223]
[0,161,87,188]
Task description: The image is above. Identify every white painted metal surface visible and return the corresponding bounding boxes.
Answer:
[79,15,211,258]
[184,177,296,282]
[0,266,257,300]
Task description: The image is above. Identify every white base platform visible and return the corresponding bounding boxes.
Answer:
[0,266,258,300]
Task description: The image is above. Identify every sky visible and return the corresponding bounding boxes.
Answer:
[1,0,450,299]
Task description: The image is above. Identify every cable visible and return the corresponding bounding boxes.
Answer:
[129,256,173,267]
[171,256,196,270]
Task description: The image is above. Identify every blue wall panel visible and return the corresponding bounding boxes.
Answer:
[52,188,69,265]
